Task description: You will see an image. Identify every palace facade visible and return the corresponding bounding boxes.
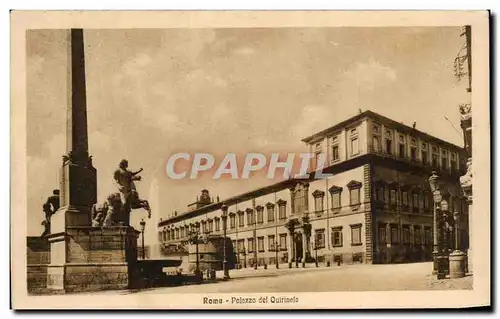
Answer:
[157,111,468,266]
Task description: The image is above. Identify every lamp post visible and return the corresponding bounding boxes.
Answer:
[440,199,450,253]
[435,199,451,279]
[221,204,230,280]
[139,219,146,260]
[428,171,442,274]
[188,222,201,278]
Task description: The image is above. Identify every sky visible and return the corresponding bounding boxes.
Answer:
[26,27,470,238]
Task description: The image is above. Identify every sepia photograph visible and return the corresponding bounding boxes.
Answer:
[10,10,490,309]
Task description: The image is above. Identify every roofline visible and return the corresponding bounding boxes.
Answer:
[158,178,299,227]
[301,110,465,151]
[301,111,369,144]
[157,149,466,228]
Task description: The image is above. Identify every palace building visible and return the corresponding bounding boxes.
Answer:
[157,110,468,266]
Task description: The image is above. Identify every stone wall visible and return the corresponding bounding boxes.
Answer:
[27,237,50,292]
[27,236,50,264]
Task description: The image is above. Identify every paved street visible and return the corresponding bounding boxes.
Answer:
[122,262,472,294]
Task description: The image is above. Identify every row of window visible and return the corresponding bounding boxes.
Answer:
[312,181,363,213]
[314,128,359,169]
[373,184,431,211]
[372,183,467,213]
[313,123,460,172]
[230,224,363,253]
[314,224,362,248]
[161,181,365,242]
[228,202,287,229]
[162,190,364,242]
[161,223,434,247]
[378,224,433,245]
[372,123,459,171]
[372,136,458,170]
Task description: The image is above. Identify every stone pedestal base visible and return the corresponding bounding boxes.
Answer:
[47,226,139,292]
[47,263,130,292]
[449,250,467,279]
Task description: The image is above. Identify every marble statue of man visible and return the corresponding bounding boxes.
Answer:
[113,159,143,206]
[40,189,60,237]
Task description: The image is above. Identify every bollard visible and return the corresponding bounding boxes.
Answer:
[449,251,466,279]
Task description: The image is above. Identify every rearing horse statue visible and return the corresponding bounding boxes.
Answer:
[91,159,151,227]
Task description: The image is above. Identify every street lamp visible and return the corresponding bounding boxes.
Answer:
[440,199,450,253]
[188,222,201,278]
[221,203,230,280]
[436,199,451,280]
[428,171,442,274]
[139,219,146,260]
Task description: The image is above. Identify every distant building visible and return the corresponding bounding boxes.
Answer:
[158,111,468,266]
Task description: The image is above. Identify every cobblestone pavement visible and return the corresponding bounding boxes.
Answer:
[124,262,472,294]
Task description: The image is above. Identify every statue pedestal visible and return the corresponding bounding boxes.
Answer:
[449,250,467,279]
[47,226,140,292]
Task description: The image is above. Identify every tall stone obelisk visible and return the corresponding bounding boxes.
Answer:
[59,28,97,219]
[47,29,98,290]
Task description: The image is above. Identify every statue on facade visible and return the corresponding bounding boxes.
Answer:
[459,103,472,122]
[460,157,473,190]
[40,190,60,237]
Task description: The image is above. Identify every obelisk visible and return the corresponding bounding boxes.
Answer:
[47,29,97,290]
[54,29,97,229]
